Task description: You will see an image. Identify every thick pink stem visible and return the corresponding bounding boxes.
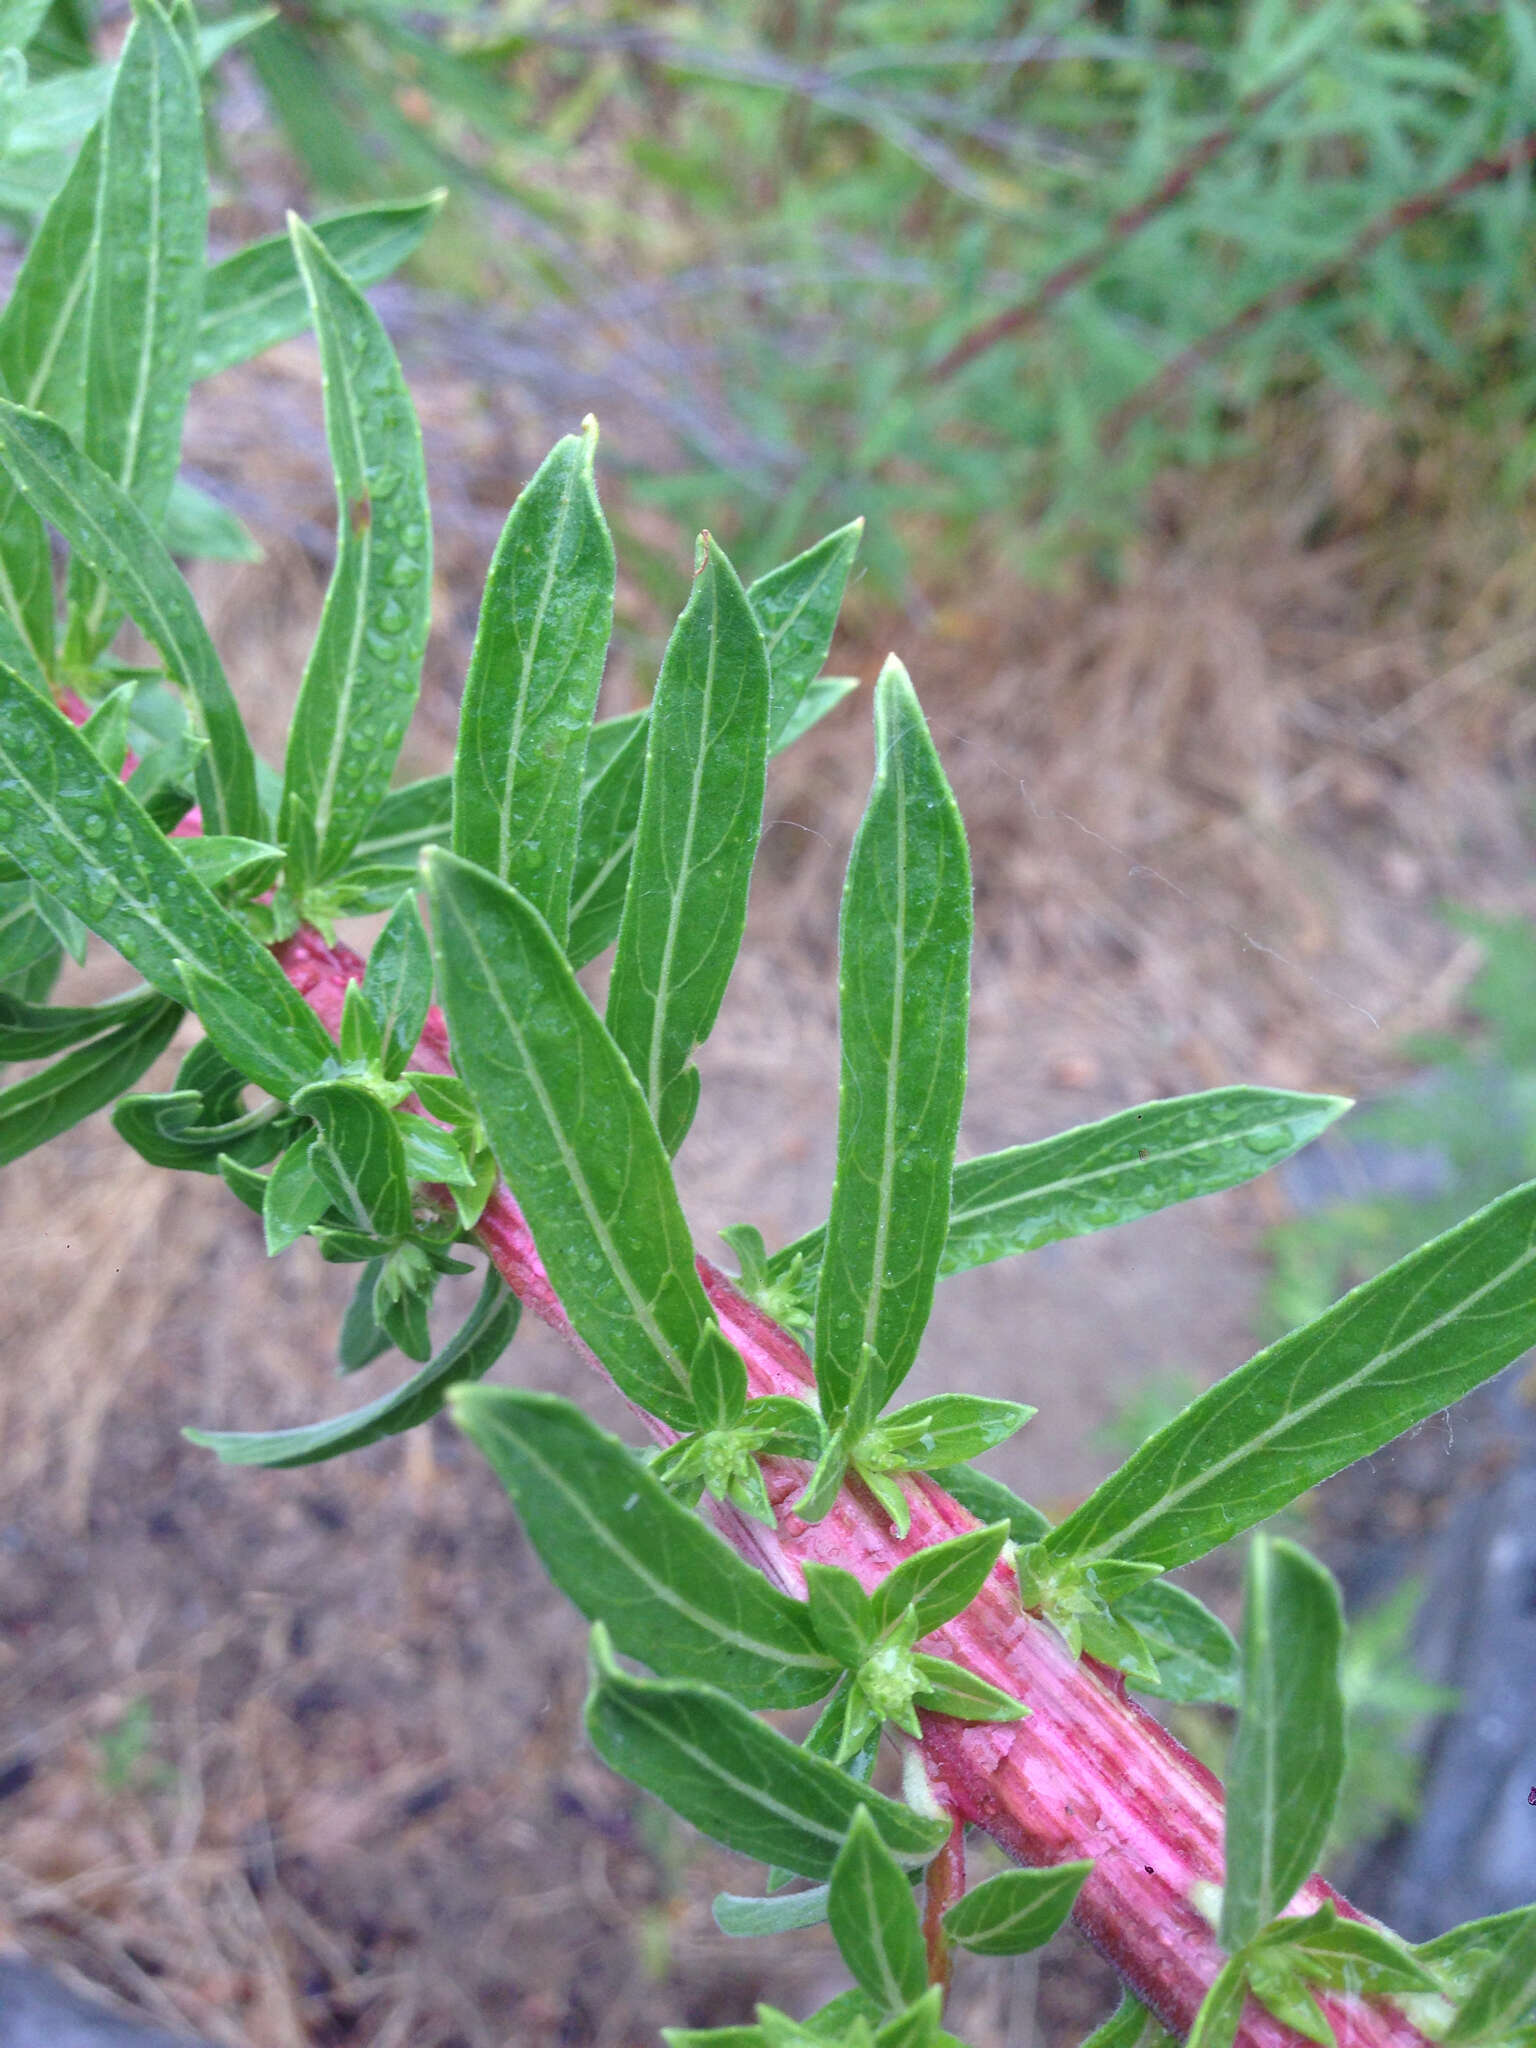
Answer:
[269,924,1428,2048]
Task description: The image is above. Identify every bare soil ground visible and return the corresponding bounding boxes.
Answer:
[2,305,1535,2047]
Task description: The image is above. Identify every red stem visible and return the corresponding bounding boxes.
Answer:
[269,925,1432,2048]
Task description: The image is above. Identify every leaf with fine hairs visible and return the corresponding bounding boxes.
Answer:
[814,658,971,1425]
[1045,1180,1536,1571]
[826,1808,928,2013]
[278,216,432,891]
[185,1265,518,1469]
[746,517,863,749]
[67,0,208,651]
[0,669,329,1099]
[452,419,614,939]
[426,848,727,1431]
[768,1087,1351,1289]
[0,993,180,1164]
[193,193,446,381]
[452,1386,839,1710]
[1220,1538,1344,1951]
[941,1860,1091,1956]
[584,1626,949,1880]
[606,534,770,1152]
[0,403,261,839]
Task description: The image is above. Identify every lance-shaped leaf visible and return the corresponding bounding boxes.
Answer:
[67,0,207,653]
[291,1079,412,1242]
[0,672,330,1098]
[814,659,971,1424]
[0,403,261,838]
[747,518,862,749]
[567,513,863,975]
[1220,1538,1344,1951]
[426,848,724,1431]
[361,892,432,1080]
[113,1038,292,1173]
[0,126,102,674]
[606,535,770,1153]
[941,1860,1091,1956]
[161,478,261,564]
[186,1265,517,1469]
[713,1885,833,1937]
[452,420,614,936]
[348,773,451,873]
[827,1808,928,2014]
[568,709,648,970]
[584,1626,949,1879]
[929,1463,1051,1544]
[0,994,180,1164]
[193,193,446,382]
[0,983,165,1060]
[770,1088,1351,1288]
[861,1393,1033,1474]
[78,1,204,524]
[1186,1959,1251,2048]
[278,216,431,891]
[1443,1906,1536,2044]
[1115,1580,1238,1707]
[1045,1180,1536,1572]
[451,1386,839,1710]
[869,1523,1009,1638]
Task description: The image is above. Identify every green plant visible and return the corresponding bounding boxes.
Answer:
[6,8,1536,2047]
[159,1,1536,577]
[1265,908,1536,1337]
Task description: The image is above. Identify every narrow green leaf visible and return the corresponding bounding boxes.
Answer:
[426,849,714,1431]
[0,672,328,1096]
[1185,1960,1250,2048]
[292,1078,412,1242]
[347,773,451,871]
[941,1860,1090,1956]
[1418,1910,1534,1986]
[873,1986,949,2048]
[868,1394,1033,1473]
[1220,1538,1344,1951]
[714,1885,832,1937]
[261,1135,333,1254]
[606,534,770,1153]
[769,1088,1352,1290]
[775,674,859,753]
[278,215,431,890]
[68,0,208,648]
[804,1564,878,1669]
[1045,1182,1536,1571]
[362,891,431,1079]
[186,1265,517,1469]
[176,835,283,897]
[452,1385,838,1710]
[0,880,57,982]
[1256,1905,1436,1997]
[451,419,614,936]
[584,1625,950,1879]
[0,994,179,1163]
[567,707,648,969]
[870,1523,1008,1638]
[0,402,261,838]
[193,193,446,382]
[80,0,202,518]
[162,476,261,564]
[1444,1907,1536,2044]
[928,1464,1050,1545]
[337,1257,391,1370]
[910,1655,1027,1725]
[112,1041,290,1172]
[747,519,862,750]
[814,658,971,1423]
[1114,1580,1239,1707]
[827,1807,928,2014]
[0,982,162,1059]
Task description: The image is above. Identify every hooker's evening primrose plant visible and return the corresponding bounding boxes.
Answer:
[4,7,1536,2046]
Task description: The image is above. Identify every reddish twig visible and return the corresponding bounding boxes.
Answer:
[270,923,1435,2048]
[1099,128,1536,447]
[930,75,1292,381]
